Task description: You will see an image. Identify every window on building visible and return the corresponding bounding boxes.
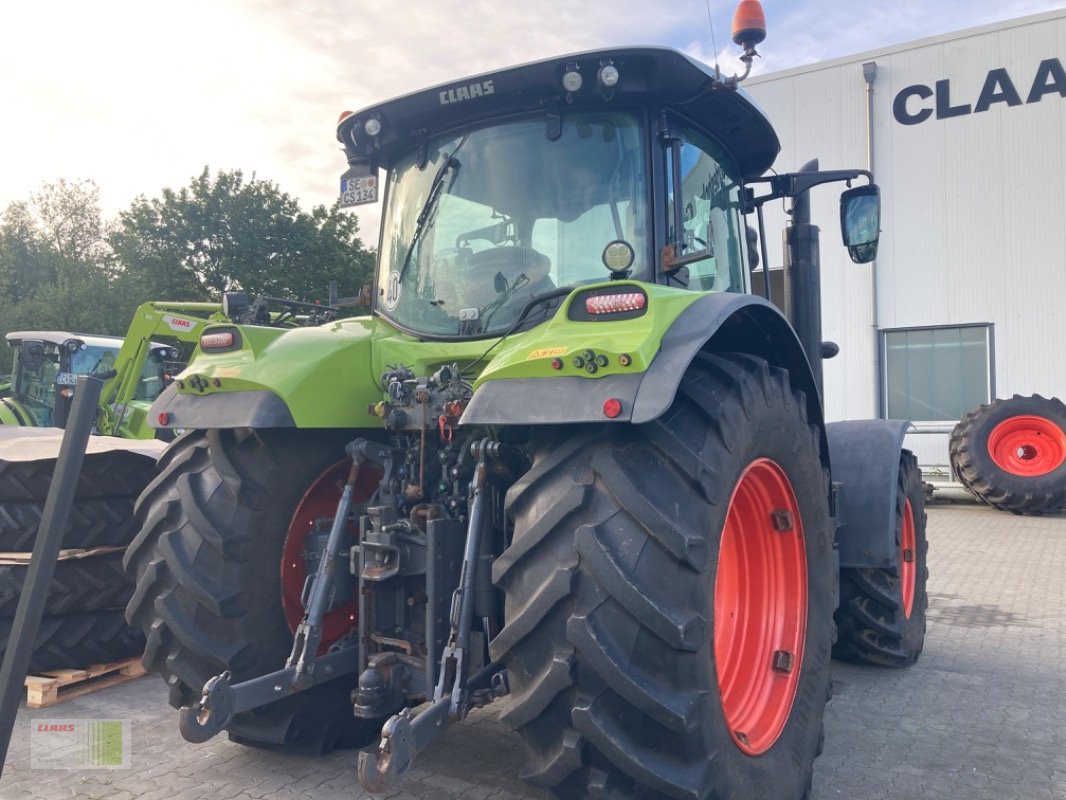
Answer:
[883,325,993,421]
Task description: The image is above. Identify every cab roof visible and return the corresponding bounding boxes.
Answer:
[338,46,780,179]
[6,332,124,348]
[5,332,170,350]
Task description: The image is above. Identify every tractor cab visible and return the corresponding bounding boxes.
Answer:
[4,332,178,428]
[338,47,877,343]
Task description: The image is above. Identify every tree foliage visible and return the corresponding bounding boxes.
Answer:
[0,170,375,373]
[110,168,373,302]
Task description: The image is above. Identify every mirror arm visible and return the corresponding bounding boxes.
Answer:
[742,169,874,212]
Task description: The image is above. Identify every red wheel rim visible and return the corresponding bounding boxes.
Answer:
[987,415,1066,476]
[280,460,379,652]
[714,458,807,757]
[899,499,916,620]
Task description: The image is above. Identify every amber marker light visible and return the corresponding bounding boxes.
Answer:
[732,0,767,47]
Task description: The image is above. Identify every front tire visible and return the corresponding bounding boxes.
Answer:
[124,428,382,753]
[833,451,929,667]
[493,353,834,800]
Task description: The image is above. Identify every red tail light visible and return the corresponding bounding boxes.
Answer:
[200,331,235,349]
[585,292,647,315]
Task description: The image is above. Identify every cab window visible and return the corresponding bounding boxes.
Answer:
[664,123,748,293]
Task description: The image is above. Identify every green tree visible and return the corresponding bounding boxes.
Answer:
[110,168,374,303]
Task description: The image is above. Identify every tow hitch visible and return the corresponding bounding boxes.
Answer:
[357,439,510,792]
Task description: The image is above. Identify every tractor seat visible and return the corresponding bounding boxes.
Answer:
[467,246,551,283]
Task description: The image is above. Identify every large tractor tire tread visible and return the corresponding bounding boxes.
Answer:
[0,550,132,617]
[0,610,144,673]
[124,428,383,754]
[949,394,1066,515]
[495,353,835,800]
[0,496,140,552]
[833,451,929,668]
[0,450,153,503]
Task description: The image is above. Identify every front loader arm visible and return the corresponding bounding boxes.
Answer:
[96,302,226,436]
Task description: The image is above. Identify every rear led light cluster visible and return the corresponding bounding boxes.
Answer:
[585,292,646,315]
[201,331,235,349]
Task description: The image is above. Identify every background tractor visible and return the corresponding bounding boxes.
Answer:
[0,302,227,437]
[126,6,929,799]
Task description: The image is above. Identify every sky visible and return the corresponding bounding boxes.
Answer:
[2,0,1063,243]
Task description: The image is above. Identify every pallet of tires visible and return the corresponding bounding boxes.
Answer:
[0,449,150,672]
[949,395,1066,515]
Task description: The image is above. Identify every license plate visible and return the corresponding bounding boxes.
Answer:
[340,175,378,208]
[55,372,78,386]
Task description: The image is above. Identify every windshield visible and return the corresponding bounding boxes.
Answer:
[377,112,648,337]
[70,344,120,376]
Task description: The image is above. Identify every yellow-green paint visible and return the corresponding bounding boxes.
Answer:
[172,283,703,428]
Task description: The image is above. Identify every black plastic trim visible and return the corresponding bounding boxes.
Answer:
[461,373,643,425]
[148,385,296,430]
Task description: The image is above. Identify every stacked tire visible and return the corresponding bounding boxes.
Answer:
[0,450,149,672]
[950,395,1066,515]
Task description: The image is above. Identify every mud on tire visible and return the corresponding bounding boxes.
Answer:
[833,451,929,668]
[493,353,835,800]
[124,428,382,753]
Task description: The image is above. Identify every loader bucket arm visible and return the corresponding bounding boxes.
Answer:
[96,302,226,436]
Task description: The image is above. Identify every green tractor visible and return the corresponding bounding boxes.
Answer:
[126,8,928,799]
[0,303,229,437]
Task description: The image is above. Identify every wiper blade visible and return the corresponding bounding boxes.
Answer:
[397,136,468,284]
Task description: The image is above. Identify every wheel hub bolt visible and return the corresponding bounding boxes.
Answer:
[771,650,795,674]
[771,508,794,531]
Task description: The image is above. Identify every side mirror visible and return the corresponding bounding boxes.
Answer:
[840,184,881,264]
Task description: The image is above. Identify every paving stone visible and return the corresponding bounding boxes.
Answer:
[2,505,1063,799]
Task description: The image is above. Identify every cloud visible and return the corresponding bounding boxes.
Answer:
[2,0,1063,246]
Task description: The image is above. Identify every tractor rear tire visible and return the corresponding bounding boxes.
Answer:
[0,610,144,672]
[833,451,928,667]
[949,395,1066,514]
[0,550,132,617]
[494,353,834,800]
[123,428,383,754]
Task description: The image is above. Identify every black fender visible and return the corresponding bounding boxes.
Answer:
[148,384,296,429]
[463,293,825,446]
[826,419,913,569]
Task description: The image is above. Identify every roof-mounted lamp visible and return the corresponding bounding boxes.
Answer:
[730,0,766,84]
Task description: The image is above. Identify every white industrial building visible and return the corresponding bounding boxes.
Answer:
[744,9,1066,479]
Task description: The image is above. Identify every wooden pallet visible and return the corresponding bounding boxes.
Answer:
[24,657,147,709]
